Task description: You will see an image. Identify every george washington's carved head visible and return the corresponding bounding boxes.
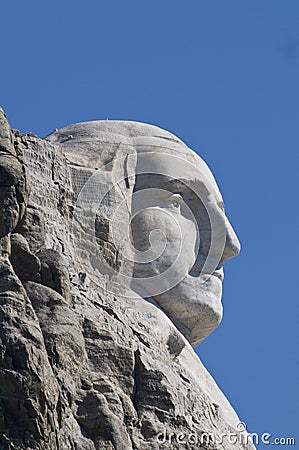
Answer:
[47,121,240,347]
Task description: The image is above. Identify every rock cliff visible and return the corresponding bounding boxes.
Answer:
[0,109,255,450]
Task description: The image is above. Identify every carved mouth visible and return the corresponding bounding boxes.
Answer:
[211,269,224,281]
[189,268,224,281]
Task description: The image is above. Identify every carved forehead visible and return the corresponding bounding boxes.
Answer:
[45,120,183,170]
[45,120,184,146]
[45,120,222,200]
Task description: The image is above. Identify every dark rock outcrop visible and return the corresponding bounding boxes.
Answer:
[0,109,255,450]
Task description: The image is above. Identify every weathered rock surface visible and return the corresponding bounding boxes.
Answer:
[0,110,255,449]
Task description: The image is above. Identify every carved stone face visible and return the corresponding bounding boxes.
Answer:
[47,121,240,347]
[130,142,240,346]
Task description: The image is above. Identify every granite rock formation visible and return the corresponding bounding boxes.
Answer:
[0,109,255,450]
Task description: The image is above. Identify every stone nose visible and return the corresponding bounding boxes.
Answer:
[221,217,241,263]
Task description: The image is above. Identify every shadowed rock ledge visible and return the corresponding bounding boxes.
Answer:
[0,109,255,450]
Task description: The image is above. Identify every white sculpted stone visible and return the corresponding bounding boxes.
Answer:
[47,120,240,346]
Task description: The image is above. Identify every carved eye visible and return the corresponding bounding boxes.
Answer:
[170,193,183,210]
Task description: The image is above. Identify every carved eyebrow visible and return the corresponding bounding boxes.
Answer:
[167,179,192,193]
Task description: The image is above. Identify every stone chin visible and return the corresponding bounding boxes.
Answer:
[151,274,223,347]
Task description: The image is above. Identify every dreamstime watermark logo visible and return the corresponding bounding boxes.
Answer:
[71,146,227,297]
[156,422,296,447]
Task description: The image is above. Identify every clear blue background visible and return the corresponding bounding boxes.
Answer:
[2,1,298,448]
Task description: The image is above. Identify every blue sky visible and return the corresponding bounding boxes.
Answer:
[2,1,298,447]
